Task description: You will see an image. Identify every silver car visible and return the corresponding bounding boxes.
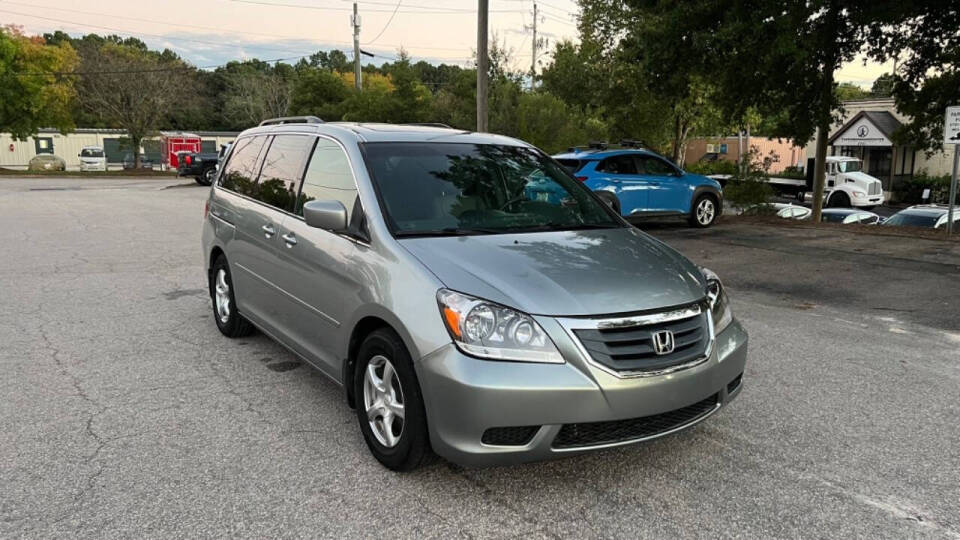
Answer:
[201,117,748,471]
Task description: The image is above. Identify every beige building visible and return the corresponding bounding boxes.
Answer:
[0,128,238,170]
[803,98,957,192]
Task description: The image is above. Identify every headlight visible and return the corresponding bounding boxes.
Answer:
[701,267,733,334]
[852,191,865,198]
[436,289,563,363]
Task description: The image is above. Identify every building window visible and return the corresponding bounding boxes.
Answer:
[35,137,53,155]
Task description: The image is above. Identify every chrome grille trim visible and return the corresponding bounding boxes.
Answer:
[557,303,715,379]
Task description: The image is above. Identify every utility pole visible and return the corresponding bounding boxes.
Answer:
[352,2,362,91]
[529,1,537,89]
[477,0,489,132]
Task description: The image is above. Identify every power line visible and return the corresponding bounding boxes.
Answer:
[1,54,316,77]
[230,0,522,14]
[364,0,402,45]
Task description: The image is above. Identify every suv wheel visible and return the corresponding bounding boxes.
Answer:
[689,194,718,228]
[197,167,215,186]
[354,328,432,471]
[210,255,254,338]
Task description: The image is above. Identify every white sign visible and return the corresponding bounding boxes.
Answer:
[834,117,891,147]
[945,106,960,144]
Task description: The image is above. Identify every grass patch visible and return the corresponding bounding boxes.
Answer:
[0,168,177,177]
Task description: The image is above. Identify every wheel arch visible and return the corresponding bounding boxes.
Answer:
[691,185,722,216]
[341,308,423,409]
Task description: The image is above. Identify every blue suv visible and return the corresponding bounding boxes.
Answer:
[553,147,723,227]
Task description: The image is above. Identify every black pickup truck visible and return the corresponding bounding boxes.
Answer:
[177,151,219,185]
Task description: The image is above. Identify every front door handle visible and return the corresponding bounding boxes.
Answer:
[281,232,297,247]
[261,224,276,238]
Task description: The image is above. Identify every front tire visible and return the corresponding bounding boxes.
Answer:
[354,328,432,472]
[209,255,254,338]
[198,167,216,186]
[827,191,850,208]
[689,194,719,228]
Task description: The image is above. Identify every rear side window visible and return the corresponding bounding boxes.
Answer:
[296,138,358,218]
[255,134,315,212]
[220,136,268,196]
[556,159,585,173]
[637,156,677,175]
[596,155,637,175]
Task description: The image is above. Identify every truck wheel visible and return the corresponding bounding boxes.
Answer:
[594,190,621,215]
[689,194,718,228]
[197,167,215,186]
[828,192,850,208]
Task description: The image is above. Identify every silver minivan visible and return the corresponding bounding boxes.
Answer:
[202,117,748,471]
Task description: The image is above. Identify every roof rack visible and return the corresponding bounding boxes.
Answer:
[259,116,324,127]
[619,139,646,148]
[403,122,456,129]
[588,140,608,150]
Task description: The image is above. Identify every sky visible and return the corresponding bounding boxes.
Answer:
[1,0,889,87]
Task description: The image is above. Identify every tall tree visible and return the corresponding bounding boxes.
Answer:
[77,41,192,167]
[0,26,78,138]
[616,0,959,219]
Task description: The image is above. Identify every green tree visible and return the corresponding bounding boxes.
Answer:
[836,82,870,102]
[870,73,894,97]
[0,26,78,138]
[289,67,349,120]
[608,0,958,220]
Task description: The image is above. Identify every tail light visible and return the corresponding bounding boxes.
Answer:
[204,200,210,219]
[576,176,588,182]
[185,155,192,165]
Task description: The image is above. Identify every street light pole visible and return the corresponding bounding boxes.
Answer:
[476,0,489,132]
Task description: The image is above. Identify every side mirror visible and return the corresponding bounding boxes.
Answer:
[303,199,348,231]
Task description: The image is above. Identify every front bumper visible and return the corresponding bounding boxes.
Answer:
[416,317,748,467]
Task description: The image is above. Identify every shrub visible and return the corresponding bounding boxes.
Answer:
[685,159,738,176]
[892,173,956,205]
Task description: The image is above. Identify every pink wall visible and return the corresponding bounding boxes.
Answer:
[685,136,803,173]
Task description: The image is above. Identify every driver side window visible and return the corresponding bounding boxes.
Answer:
[597,155,637,175]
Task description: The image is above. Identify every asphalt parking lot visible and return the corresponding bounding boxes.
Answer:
[2,177,959,538]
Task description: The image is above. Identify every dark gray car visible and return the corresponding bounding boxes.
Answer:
[201,118,749,470]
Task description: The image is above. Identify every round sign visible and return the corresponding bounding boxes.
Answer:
[856,125,869,137]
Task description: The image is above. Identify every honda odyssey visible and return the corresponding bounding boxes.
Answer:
[201,117,749,471]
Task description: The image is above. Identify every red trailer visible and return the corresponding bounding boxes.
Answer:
[162,133,202,168]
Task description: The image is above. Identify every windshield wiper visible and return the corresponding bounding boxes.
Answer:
[395,227,504,238]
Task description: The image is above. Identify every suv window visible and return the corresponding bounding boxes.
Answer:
[296,138,359,218]
[637,156,677,176]
[256,134,314,212]
[556,158,586,173]
[596,155,637,175]
[220,136,268,196]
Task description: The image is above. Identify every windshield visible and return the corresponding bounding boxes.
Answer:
[363,143,621,236]
[836,160,862,173]
[883,211,938,228]
[81,148,104,158]
[820,212,849,223]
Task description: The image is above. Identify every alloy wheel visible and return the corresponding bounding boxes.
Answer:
[362,355,406,448]
[697,199,715,225]
[214,268,231,323]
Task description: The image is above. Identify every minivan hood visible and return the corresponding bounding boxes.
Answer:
[399,228,706,316]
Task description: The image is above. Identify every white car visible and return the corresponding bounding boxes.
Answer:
[79,146,107,172]
[820,208,881,225]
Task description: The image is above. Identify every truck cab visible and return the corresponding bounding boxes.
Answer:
[822,156,884,209]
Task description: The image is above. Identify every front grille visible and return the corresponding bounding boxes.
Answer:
[481,426,539,446]
[868,182,881,196]
[552,393,719,449]
[572,312,709,373]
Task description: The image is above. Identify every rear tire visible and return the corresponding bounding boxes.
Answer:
[354,328,433,472]
[689,194,719,228]
[593,190,621,215]
[209,255,254,338]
